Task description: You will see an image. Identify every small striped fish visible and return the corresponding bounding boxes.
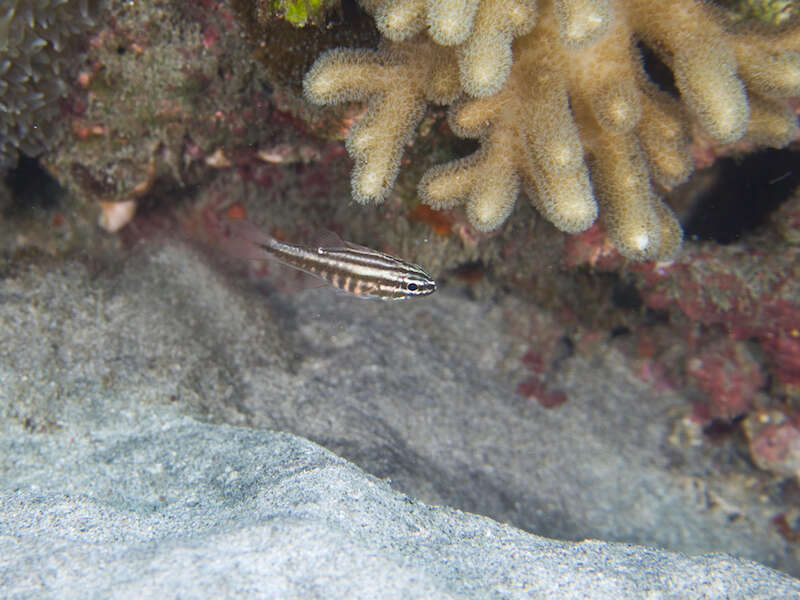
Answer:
[223,219,437,300]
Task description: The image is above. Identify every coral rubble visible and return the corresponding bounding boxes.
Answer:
[0,0,100,169]
[46,1,310,216]
[303,0,800,260]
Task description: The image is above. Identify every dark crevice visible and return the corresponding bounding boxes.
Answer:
[702,414,746,442]
[637,40,679,98]
[448,137,481,161]
[611,278,643,311]
[4,154,63,215]
[643,307,670,326]
[609,325,632,339]
[338,0,367,24]
[683,147,800,244]
[552,336,575,367]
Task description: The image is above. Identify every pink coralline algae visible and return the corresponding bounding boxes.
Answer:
[627,198,800,402]
[516,376,568,409]
[563,202,800,419]
[686,341,765,420]
[510,306,572,409]
[744,410,800,480]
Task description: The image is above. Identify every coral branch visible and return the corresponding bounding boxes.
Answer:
[304,0,800,260]
[304,39,460,203]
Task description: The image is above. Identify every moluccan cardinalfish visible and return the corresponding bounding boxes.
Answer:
[222,219,437,300]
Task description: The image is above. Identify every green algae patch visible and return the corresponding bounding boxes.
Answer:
[273,0,327,26]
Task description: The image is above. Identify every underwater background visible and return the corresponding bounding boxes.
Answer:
[2,0,800,596]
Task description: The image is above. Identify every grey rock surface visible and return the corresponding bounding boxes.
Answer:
[1,412,797,599]
[0,242,798,592]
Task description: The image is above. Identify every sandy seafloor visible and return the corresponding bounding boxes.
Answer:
[0,239,798,598]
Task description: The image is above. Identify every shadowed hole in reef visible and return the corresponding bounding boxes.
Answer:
[637,40,678,97]
[3,155,63,215]
[682,147,800,244]
[611,277,643,311]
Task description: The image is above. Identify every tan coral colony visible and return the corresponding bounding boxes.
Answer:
[304,0,800,260]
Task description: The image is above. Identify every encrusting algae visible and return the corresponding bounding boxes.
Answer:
[303,0,800,261]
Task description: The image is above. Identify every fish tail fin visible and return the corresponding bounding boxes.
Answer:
[220,217,328,293]
[223,217,273,247]
[215,217,274,261]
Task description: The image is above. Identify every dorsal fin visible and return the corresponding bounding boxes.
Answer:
[310,228,345,249]
[343,239,377,252]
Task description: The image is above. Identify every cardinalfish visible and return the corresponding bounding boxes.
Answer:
[221,219,437,300]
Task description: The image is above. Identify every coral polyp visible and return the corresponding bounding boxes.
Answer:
[303,0,800,260]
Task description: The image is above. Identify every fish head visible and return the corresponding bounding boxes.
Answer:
[392,265,437,300]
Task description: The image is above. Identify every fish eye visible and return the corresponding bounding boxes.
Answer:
[407,282,419,291]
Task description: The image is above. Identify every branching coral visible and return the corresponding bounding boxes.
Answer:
[304,0,800,260]
[0,0,100,169]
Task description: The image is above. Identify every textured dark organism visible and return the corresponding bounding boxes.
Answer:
[303,0,800,261]
[0,0,101,169]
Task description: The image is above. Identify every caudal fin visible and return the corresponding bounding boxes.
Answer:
[213,217,273,261]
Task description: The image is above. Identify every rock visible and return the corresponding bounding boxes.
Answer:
[1,413,796,599]
[0,242,798,585]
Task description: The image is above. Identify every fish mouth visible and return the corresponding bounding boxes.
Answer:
[424,280,438,296]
